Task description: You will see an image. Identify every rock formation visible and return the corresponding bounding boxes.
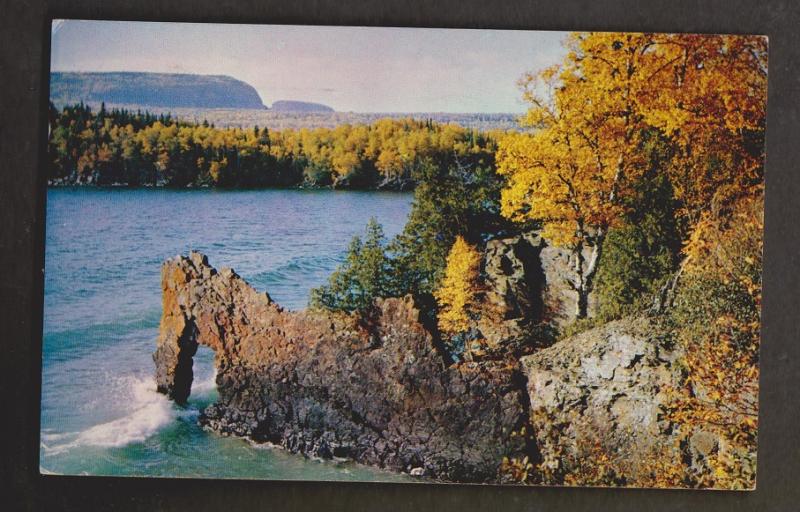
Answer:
[476,232,596,352]
[153,250,697,485]
[153,252,532,482]
[478,233,545,349]
[520,316,718,481]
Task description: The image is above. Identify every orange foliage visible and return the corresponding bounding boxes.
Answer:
[434,236,483,335]
[497,33,767,319]
[665,192,762,489]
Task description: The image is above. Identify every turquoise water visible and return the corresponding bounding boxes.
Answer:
[40,187,414,481]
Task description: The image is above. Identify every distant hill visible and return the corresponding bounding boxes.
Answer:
[50,72,266,110]
[49,72,521,131]
[271,100,334,113]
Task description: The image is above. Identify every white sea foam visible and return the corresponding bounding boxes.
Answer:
[191,368,217,395]
[40,430,72,442]
[39,466,61,475]
[42,375,178,454]
[41,439,77,456]
[75,377,175,447]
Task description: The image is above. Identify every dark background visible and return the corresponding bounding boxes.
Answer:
[2,1,798,510]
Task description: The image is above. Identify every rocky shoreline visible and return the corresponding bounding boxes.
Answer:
[152,249,707,484]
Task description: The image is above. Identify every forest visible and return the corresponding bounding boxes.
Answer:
[46,103,499,190]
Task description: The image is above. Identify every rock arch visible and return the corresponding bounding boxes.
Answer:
[152,251,533,482]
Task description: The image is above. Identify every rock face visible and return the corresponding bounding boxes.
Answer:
[532,234,598,326]
[477,233,545,354]
[520,316,712,480]
[477,233,595,351]
[153,252,531,482]
[482,235,544,330]
[153,251,699,484]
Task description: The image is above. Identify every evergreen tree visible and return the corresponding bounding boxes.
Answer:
[309,218,392,313]
[593,131,682,320]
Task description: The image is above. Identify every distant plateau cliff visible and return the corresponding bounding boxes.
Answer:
[50,72,267,110]
[270,100,334,113]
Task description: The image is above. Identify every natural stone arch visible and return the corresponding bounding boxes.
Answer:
[151,251,534,482]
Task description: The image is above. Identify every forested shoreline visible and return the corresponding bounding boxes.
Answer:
[46,102,501,190]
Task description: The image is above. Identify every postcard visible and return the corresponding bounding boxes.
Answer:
[41,20,766,489]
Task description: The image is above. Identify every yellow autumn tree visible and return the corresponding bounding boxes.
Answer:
[497,33,654,318]
[434,236,483,335]
[497,32,767,318]
[640,35,767,224]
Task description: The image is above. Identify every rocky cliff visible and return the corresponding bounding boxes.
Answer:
[475,232,596,353]
[521,317,721,483]
[522,317,680,479]
[153,252,532,482]
[153,250,695,484]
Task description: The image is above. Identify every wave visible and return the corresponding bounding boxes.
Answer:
[252,254,341,284]
[191,367,217,396]
[41,375,180,455]
[76,377,175,447]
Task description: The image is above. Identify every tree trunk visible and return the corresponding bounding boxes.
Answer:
[575,288,590,319]
[572,234,604,320]
[651,258,687,314]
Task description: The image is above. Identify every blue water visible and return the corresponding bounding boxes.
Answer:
[40,187,414,481]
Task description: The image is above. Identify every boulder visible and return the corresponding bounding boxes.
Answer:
[520,316,691,481]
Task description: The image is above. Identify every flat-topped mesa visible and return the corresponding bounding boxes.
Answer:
[153,252,532,482]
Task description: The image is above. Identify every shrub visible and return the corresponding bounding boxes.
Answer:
[664,191,762,489]
[593,136,682,322]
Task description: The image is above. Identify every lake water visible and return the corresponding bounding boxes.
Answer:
[40,187,414,481]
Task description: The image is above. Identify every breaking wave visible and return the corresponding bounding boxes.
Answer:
[41,376,179,455]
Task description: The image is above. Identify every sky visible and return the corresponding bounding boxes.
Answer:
[50,20,568,113]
